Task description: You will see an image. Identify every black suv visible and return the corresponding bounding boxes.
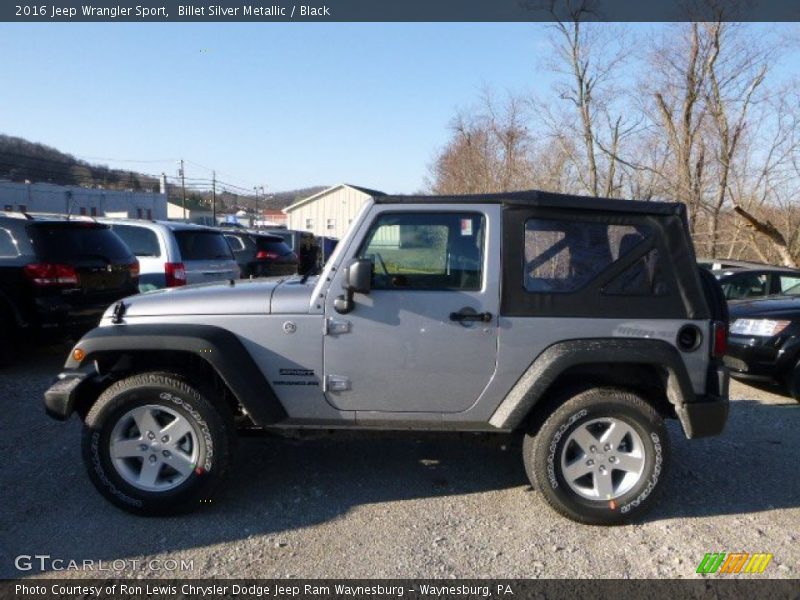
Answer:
[0,214,139,362]
[222,229,298,278]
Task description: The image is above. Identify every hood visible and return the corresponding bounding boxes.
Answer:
[106,276,316,319]
[729,296,800,320]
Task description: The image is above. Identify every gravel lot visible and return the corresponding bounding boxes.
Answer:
[0,344,798,580]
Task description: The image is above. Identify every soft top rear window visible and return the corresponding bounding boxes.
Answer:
[175,230,233,261]
[30,222,133,261]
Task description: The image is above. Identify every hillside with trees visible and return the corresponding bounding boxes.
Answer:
[0,134,160,191]
[0,133,326,212]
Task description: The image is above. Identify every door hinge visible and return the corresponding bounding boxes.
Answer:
[325,374,351,392]
[324,318,352,335]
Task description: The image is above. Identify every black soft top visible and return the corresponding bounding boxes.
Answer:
[374,189,684,217]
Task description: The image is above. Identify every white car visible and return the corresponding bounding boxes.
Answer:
[99,219,239,291]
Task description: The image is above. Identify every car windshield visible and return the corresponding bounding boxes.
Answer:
[256,237,292,255]
[780,281,800,296]
[175,230,233,260]
[111,224,161,257]
[268,230,294,249]
[31,223,132,260]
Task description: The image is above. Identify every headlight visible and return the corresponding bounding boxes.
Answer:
[729,319,791,337]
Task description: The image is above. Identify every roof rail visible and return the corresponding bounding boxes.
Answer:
[1,210,34,220]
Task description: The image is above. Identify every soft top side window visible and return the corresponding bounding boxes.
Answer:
[524,218,666,296]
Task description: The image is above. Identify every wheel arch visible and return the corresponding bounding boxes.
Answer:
[489,338,696,432]
[58,324,286,425]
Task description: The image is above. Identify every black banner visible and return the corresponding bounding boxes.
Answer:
[1,580,799,600]
[3,0,800,23]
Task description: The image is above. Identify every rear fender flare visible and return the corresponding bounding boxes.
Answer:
[488,338,696,430]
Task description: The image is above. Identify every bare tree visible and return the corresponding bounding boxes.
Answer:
[427,93,535,195]
[536,0,633,197]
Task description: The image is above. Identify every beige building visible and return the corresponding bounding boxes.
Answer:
[283,184,385,239]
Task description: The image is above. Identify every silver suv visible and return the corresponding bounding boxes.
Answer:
[45,190,729,525]
[99,219,239,291]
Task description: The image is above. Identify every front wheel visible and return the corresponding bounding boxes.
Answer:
[82,372,232,516]
[524,387,670,525]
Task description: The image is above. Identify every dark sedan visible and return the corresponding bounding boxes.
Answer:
[725,294,800,401]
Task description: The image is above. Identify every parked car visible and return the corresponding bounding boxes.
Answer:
[698,258,769,271]
[317,235,339,266]
[45,190,729,525]
[725,293,800,401]
[222,229,298,278]
[0,213,138,363]
[714,266,800,301]
[100,219,239,291]
[265,228,324,274]
[265,228,312,253]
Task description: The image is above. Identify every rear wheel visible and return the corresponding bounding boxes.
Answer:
[523,387,670,525]
[82,372,232,515]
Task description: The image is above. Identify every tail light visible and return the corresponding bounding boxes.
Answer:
[130,261,140,280]
[712,321,728,358]
[24,263,79,287]
[256,250,279,260]
[165,262,187,287]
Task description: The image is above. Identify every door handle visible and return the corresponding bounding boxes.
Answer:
[449,311,493,323]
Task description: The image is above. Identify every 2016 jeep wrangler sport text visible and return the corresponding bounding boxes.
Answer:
[44,190,729,525]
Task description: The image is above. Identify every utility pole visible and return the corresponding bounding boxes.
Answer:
[179,159,187,221]
[259,185,265,229]
[211,171,217,223]
[253,186,259,227]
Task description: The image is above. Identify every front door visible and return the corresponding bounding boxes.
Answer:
[323,206,500,413]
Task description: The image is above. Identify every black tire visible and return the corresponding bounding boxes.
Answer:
[0,314,14,368]
[523,387,670,525]
[783,363,800,402]
[81,372,233,516]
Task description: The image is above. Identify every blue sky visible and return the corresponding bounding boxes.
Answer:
[0,23,796,194]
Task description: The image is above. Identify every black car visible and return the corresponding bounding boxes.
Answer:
[725,294,800,400]
[0,214,139,363]
[222,229,298,278]
[715,266,800,301]
[317,235,339,266]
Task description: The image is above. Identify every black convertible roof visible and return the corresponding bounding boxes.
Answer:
[374,189,685,217]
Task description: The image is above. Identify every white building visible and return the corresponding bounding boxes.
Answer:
[0,180,167,220]
[283,184,385,239]
[167,201,215,225]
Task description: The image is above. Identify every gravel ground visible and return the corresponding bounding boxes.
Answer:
[0,344,798,580]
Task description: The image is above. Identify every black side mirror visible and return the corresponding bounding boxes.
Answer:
[334,258,373,314]
[347,258,373,294]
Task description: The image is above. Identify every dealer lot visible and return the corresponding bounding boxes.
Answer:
[0,346,797,579]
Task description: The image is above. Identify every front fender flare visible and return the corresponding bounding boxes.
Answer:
[57,323,287,425]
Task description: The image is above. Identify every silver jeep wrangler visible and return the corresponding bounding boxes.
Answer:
[44,190,729,524]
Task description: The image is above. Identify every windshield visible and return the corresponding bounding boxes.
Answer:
[175,230,234,261]
[111,224,161,257]
[31,223,132,261]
